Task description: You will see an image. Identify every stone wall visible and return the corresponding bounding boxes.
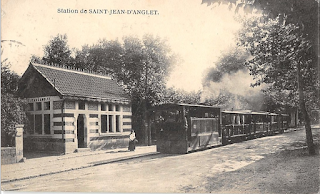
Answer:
[1,147,16,164]
[1,125,24,165]
[23,137,65,153]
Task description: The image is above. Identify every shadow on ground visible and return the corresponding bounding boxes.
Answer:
[23,151,62,159]
[201,142,320,194]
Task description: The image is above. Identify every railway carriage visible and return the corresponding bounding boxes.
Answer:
[251,112,270,137]
[279,114,290,132]
[221,110,253,144]
[150,103,221,154]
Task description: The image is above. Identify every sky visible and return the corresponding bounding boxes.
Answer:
[1,0,242,92]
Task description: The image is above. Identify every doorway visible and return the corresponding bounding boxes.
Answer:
[77,114,86,148]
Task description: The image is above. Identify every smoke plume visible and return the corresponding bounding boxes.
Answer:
[201,47,266,111]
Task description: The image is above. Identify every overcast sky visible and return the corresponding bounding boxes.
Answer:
[2,0,242,92]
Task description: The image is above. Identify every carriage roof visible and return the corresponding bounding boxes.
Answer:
[151,103,221,110]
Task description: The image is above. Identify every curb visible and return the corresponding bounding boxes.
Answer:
[1,152,159,184]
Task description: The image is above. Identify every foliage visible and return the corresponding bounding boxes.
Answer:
[42,34,73,65]
[163,88,201,104]
[30,55,45,64]
[1,64,28,147]
[238,17,316,107]
[119,35,175,143]
[73,40,123,74]
[1,63,20,94]
[238,16,317,154]
[120,35,174,104]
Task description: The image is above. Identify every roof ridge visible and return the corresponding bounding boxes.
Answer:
[32,63,113,80]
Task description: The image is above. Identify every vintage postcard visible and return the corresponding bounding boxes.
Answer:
[1,0,319,193]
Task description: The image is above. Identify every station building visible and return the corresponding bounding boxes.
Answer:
[18,63,132,154]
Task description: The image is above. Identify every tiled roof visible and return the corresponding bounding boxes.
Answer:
[31,63,129,102]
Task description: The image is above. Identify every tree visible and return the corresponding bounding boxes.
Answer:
[163,88,202,104]
[1,63,28,147]
[119,35,175,145]
[1,40,28,147]
[73,40,124,74]
[42,34,73,65]
[202,0,318,155]
[238,17,317,154]
[71,35,176,145]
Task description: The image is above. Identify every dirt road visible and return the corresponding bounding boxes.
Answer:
[2,128,319,193]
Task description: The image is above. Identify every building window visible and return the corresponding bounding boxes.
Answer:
[115,105,120,111]
[101,103,107,111]
[89,114,98,118]
[100,114,123,133]
[88,102,98,111]
[44,114,50,134]
[65,101,75,109]
[79,101,85,110]
[101,115,108,133]
[44,102,50,110]
[35,114,42,134]
[116,115,120,132]
[109,115,113,132]
[109,105,114,111]
[28,103,34,111]
[36,102,42,111]
[27,114,34,134]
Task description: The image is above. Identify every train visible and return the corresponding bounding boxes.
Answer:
[149,103,290,154]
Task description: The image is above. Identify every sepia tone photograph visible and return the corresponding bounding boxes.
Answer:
[1,0,319,193]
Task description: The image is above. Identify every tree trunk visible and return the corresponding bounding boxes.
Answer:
[143,61,150,146]
[143,100,148,145]
[297,61,315,155]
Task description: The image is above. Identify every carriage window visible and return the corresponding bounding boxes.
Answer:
[222,114,232,125]
[235,115,241,125]
[232,115,236,124]
[155,110,181,123]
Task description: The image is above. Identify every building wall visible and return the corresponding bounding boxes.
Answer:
[24,96,132,153]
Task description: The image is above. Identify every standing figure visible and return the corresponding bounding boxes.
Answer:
[128,130,136,151]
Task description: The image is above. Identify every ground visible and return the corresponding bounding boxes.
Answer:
[2,128,320,193]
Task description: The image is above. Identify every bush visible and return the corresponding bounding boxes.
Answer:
[1,93,27,147]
